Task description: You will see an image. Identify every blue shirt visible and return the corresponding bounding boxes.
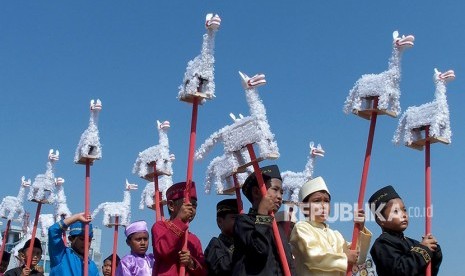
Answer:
[48,220,99,276]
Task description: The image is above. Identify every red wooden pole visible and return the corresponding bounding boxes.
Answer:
[0,219,11,264]
[26,202,42,269]
[112,216,119,276]
[346,98,378,275]
[425,126,432,276]
[179,96,199,276]
[153,162,162,222]
[246,144,291,276]
[233,174,245,214]
[84,159,91,276]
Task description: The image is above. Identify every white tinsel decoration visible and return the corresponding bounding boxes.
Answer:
[0,176,30,222]
[139,175,173,210]
[281,142,325,203]
[28,149,60,204]
[204,149,252,194]
[393,68,455,146]
[178,14,221,103]
[133,120,174,178]
[91,180,137,227]
[344,31,415,117]
[195,72,279,162]
[74,99,102,163]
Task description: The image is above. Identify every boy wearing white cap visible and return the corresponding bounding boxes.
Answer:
[116,220,154,276]
[289,176,371,276]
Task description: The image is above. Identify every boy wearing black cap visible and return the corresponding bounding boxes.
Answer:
[4,238,43,276]
[204,198,238,276]
[232,165,296,275]
[102,254,120,276]
[369,185,442,276]
[151,181,206,276]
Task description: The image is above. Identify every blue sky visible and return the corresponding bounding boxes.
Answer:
[0,1,463,274]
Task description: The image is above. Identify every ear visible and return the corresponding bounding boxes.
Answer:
[216,217,223,229]
[252,186,262,201]
[167,200,175,212]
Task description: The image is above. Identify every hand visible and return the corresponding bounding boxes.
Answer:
[64,212,92,226]
[346,249,360,265]
[421,233,438,252]
[21,267,31,276]
[258,194,275,215]
[353,209,365,229]
[176,202,195,223]
[179,250,195,269]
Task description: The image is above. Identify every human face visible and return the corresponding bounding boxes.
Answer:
[169,198,198,222]
[70,235,92,256]
[218,213,237,237]
[102,259,112,276]
[127,232,149,255]
[267,178,283,212]
[306,191,330,223]
[25,248,42,266]
[380,198,409,232]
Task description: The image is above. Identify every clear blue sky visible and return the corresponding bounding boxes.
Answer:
[0,1,463,274]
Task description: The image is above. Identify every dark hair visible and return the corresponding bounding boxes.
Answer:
[22,238,42,253]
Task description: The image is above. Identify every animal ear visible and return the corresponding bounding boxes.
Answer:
[392,30,399,39]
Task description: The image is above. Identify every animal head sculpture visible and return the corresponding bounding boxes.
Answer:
[310,142,325,158]
[392,30,415,50]
[90,99,102,111]
[205,13,221,30]
[239,71,266,89]
[125,179,138,191]
[21,176,31,188]
[434,68,455,83]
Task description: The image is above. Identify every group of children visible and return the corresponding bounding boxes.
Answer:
[0,164,443,276]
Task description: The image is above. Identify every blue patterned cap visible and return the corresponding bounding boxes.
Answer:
[69,221,93,238]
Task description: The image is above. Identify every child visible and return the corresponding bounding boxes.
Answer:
[116,220,154,275]
[151,181,206,276]
[232,165,296,275]
[0,252,11,275]
[368,185,442,276]
[289,176,371,276]
[4,238,43,276]
[204,198,238,276]
[48,212,99,276]
[102,254,120,276]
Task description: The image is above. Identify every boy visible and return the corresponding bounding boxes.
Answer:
[232,165,296,275]
[102,253,120,276]
[4,238,43,276]
[116,220,154,275]
[290,176,371,276]
[369,185,442,276]
[48,212,99,276]
[204,198,238,276]
[151,181,206,276]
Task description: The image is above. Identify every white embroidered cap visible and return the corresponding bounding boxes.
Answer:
[298,176,331,202]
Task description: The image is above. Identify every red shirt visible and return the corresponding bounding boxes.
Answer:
[151,218,206,276]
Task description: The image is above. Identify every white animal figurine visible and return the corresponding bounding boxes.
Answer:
[139,174,174,210]
[28,149,60,203]
[91,180,138,227]
[74,99,102,164]
[0,176,31,222]
[281,142,325,203]
[344,30,415,118]
[195,71,279,162]
[393,68,455,148]
[133,120,174,180]
[178,13,221,103]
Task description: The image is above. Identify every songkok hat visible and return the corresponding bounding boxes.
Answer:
[299,176,331,202]
[275,210,297,223]
[69,221,94,238]
[125,220,148,237]
[242,165,282,203]
[216,199,239,217]
[368,185,401,213]
[166,181,198,201]
[22,237,42,252]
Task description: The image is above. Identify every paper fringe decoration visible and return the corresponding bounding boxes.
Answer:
[344,31,415,117]
[74,99,102,163]
[91,180,137,227]
[0,176,30,222]
[28,149,60,204]
[393,68,454,145]
[178,14,221,103]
